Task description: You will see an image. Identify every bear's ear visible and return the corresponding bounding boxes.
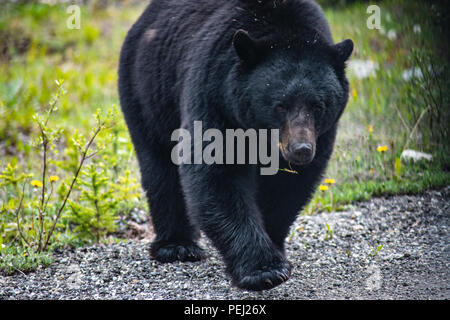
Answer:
[233,29,258,64]
[334,39,354,62]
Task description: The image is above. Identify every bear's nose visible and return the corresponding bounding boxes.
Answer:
[291,143,313,162]
[292,143,312,155]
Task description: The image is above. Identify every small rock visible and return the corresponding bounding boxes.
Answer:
[401,149,432,162]
[348,59,379,79]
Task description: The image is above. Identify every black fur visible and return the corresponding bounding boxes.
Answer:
[118,0,352,291]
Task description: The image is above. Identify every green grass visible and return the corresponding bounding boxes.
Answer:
[0,1,449,273]
[0,3,140,148]
[0,246,53,275]
[303,0,450,213]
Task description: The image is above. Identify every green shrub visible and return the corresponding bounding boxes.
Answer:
[68,162,118,243]
[0,82,117,263]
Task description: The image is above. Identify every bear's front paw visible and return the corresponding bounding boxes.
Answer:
[233,260,292,291]
[150,240,206,263]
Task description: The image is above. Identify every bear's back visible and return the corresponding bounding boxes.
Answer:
[119,0,333,140]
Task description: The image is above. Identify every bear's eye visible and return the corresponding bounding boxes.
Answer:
[275,103,288,113]
[314,104,325,118]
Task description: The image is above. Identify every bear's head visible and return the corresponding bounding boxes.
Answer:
[231,29,353,166]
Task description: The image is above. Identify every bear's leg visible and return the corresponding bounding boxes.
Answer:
[125,119,205,263]
[258,171,320,252]
[140,149,206,263]
[119,60,204,262]
[259,128,337,252]
[180,163,291,291]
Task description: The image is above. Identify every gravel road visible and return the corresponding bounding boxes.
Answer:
[1,187,449,300]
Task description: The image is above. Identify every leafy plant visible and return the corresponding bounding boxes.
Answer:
[111,169,142,216]
[324,223,334,241]
[370,244,384,257]
[0,246,53,275]
[67,162,118,243]
[404,48,449,149]
[1,81,115,255]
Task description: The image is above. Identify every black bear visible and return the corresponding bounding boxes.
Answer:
[118,0,353,291]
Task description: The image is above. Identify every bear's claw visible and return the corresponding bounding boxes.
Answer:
[150,241,206,263]
[233,261,292,291]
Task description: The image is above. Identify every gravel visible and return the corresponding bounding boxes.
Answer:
[1,187,449,300]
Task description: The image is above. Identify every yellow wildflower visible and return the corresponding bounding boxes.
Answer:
[367,125,374,134]
[319,185,329,191]
[377,145,388,153]
[49,175,60,183]
[352,89,358,99]
[324,178,336,184]
[30,180,43,188]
